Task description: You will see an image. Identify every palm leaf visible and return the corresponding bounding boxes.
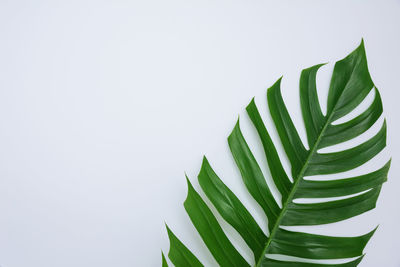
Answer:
[163,40,390,266]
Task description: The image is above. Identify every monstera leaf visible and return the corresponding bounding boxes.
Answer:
[162,41,390,266]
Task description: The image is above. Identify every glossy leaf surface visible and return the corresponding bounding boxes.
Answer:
[163,41,389,266]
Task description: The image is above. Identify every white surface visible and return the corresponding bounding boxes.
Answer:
[0,0,399,266]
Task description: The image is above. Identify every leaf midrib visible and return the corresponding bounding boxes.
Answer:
[254,58,364,266]
[254,110,335,267]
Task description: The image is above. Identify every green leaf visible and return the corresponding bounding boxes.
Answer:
[246,99,292,201]
[161,252,168,267]
[166,225,203,267]
[198,156,267,259]
[294,160,390,198]
[327,40,374,121]
[267,77,308,176]
[228,121,281,232]
[184,177,250,267]
[300,64,326,147]
[164,40,389,266]
[267,228,376,259]
[260,256,364,267]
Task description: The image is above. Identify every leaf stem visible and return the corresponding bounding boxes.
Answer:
[254,110,335,267]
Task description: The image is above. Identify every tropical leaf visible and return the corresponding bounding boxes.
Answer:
[162,252,169,267]
[162,40,390,266]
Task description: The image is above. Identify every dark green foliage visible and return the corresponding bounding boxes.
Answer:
[163,41,389,266]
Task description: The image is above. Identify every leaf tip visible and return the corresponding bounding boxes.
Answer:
[267,76,283,97]
[249,97,256,105]
[162,251,169,267]
[246,97,257,112]
[185,174,191,184]
[364,225,379,243]
[276,75,283,86]
[358,254,366,262]
[382,119,388,144]
[185,175,195,195]
[228,118,241,142]
[201,155,210,169]
[353,38,367,57]
[387,158,392,168]
[165,223,172,236]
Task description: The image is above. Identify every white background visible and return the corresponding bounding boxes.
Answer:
[0,0,399,266]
